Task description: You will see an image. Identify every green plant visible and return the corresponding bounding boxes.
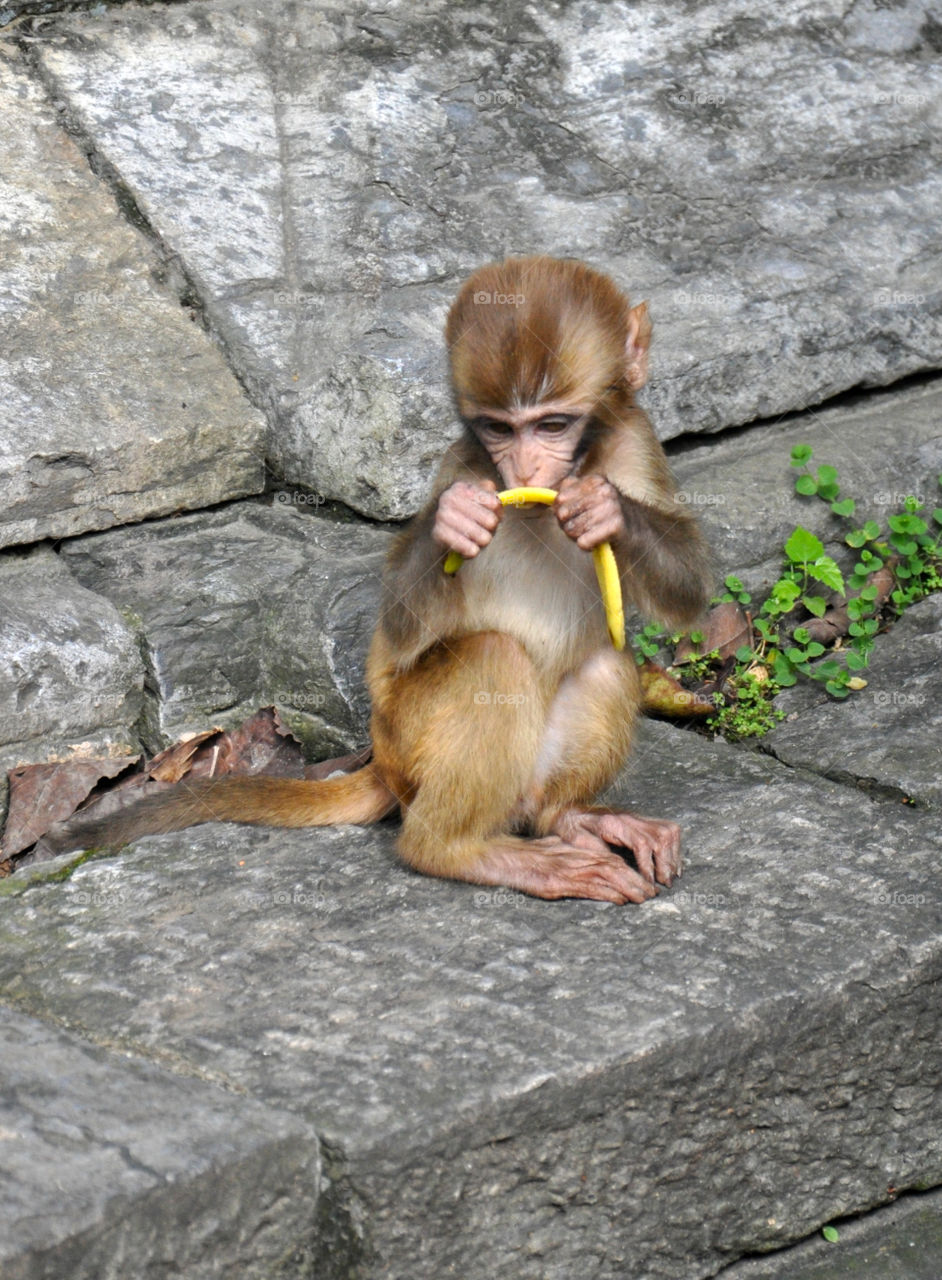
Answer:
[629,447,942,737]
[708,669,785,740]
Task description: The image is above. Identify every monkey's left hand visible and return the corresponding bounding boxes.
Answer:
[555,475,625,551]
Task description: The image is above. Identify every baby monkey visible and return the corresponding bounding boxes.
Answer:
[64,256,712,903]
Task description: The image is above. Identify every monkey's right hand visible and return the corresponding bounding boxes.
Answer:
[432,480,502,559]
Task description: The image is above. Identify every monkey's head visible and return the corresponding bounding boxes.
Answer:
[445,255,651,489]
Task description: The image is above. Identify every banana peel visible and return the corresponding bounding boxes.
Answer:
[639,661,715,718]
[443,486,625,651]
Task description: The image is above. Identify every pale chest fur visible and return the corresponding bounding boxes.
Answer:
[455,507,610,678]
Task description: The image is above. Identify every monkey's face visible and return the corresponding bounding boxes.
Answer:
[470,407,590,490]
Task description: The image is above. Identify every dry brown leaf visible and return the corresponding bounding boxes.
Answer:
[2,756,139,858]
[148,731,220,782]
[2,707,316,865]
[674,603,752,663]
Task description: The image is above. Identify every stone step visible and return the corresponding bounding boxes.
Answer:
[2,720,939,1278]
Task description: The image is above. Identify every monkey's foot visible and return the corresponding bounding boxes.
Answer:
[551,808,682,887]
[474,836,659,904]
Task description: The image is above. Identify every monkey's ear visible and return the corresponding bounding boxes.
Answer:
[625,301,652,390]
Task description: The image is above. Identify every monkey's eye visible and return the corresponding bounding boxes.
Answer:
[475,419,514,437]
[536,416,574,433]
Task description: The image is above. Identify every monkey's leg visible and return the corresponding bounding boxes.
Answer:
[393,634,655,903]
[527,649,683,888]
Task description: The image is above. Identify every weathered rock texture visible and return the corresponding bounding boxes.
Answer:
[60,501,389,752]
[28,0,942,520]
[0,39,266,550]
[672,377,942,592]
[0,546,143,774]
[0,1008,322,1280]
[766,591,942,808]
[2,2,942,1275]
[2,723,940,1278]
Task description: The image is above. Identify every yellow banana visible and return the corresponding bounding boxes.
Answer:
[442,486,625,651]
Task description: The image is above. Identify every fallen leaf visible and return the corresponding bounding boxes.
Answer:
[674,603,752,663]
[1,708,348,867]
[1,756,139,858]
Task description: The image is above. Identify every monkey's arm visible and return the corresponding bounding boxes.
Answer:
[614,493,713,629]
[378,440,502,667]
[556,471,713,630]
[378,502,470,667]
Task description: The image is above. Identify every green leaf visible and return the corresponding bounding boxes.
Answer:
[795,475,818,496]
[803,595,827,617]
[932,508,942,527]
[845,529,867,547]
[724,575,743,592]
[831,498,855,517]
[785,526,825,564]
[848,621,865,637]
[817,482,840,501]
[806,641,825,658]
[863,618,879,635]
[816,659,842,678]
[808,556,845,593]
[822,1225,840,1244]
[786,647,805,663]
[889,513,926,536]
[863,521,881,540]
[790,444,813,465]
[846,650,868,670]
[735,645,755,663]
[826,680,850,698]
[859,584,878,601]
[792,627,811,644]
[816,464,838,486]
[892,537,918,556]
[772,655,797,685]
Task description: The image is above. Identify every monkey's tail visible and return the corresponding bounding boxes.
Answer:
[45,766,399,854]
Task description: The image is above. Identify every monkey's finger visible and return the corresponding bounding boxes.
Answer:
[527,841,658,903]
[574,514,624,551]
[653,827,683,884]
[435,509,496,555]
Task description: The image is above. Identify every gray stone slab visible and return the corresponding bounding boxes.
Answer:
[0,1007,322,1280]
[765,591,942,809]
[2,721,940,1278]
[719,1186,942,1280]
[31,1,942,520]
[60,500,389,752]
[0,547,143,819]
[672,377,942,592]
[0,40,266,549]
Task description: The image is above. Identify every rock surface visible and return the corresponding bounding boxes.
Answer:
[2,722,940,1278]
[2,2,941,1275]
[0,39,266,550]
[672,377,942,594]
[765,592,942,808]
[60,500,389,752]
[27,0,942,520]
[0,546,142,791]
[719,1185,942,1279]
[0,1008,322,1280]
